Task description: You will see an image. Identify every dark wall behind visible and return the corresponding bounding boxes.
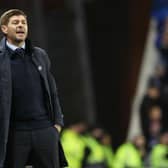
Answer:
[84,0,151,148]
[0,0,151,148]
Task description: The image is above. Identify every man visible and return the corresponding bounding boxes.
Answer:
[0,9,67,168]
[150,130,168,168]
[113,135,146,168]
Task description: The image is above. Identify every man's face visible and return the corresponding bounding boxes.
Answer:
[1,15,28,45]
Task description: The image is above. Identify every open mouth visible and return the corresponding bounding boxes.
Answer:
[16,31,25,34]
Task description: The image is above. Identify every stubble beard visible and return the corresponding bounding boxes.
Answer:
[14,35,26,46]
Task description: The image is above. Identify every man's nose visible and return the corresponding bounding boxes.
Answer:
[18,22,24,27]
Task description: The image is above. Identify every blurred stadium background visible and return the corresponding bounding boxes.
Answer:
[0,0,152,149]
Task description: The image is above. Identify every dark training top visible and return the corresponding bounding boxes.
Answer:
[7,47,52,130]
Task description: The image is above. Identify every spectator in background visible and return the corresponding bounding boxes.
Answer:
[140,84,161,140]
[155,14,168,132]
[149,0,168,140]
[147,105,162,152]
[149,63,166,89]
[150,130,168,168]
[83,126,107,168]
[152,0,168,17]
[113,135,146,168]
[100,132,114,168]
[154,9,168,81]
[61,121,89,168]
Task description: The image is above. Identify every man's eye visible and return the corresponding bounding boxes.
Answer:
[12,21,18,24]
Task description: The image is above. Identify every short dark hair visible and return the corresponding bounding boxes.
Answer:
[0,9,27,26]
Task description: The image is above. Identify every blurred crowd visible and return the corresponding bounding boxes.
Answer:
[61,121,114,168]
[60,2,168,168]
[60,121,148,168]
[138,3,168,167]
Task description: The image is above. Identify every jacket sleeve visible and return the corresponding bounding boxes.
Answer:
[48,71,64,126]
[38,47,64,126]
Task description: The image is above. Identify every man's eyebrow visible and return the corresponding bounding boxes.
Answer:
[11,19,27,22]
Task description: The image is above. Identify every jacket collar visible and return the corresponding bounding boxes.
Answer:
[0,37,6,53]
[0,37,34,55]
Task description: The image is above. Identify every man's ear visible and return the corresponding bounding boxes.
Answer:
[1,25,7,35]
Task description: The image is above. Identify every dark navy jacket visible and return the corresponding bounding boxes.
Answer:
[0,37,67,167]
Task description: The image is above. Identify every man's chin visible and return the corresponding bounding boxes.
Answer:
[15,38,26,43]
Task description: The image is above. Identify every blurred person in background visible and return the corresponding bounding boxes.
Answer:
[150,130,168,168]
[61,120,89,168]
[0,9,67,168]
[113,135,146,168]
[82,126,107,168]
[148,63,166,89]
[141,105,162,154]
[140,84,161,139]
[148,106,162,149]
[100,132,114,168]
[155,13,168,68]
[154,12,168,130]
[149,106,162,133]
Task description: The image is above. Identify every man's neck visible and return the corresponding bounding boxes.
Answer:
[6,38,25,48]
[6,40,25,51]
